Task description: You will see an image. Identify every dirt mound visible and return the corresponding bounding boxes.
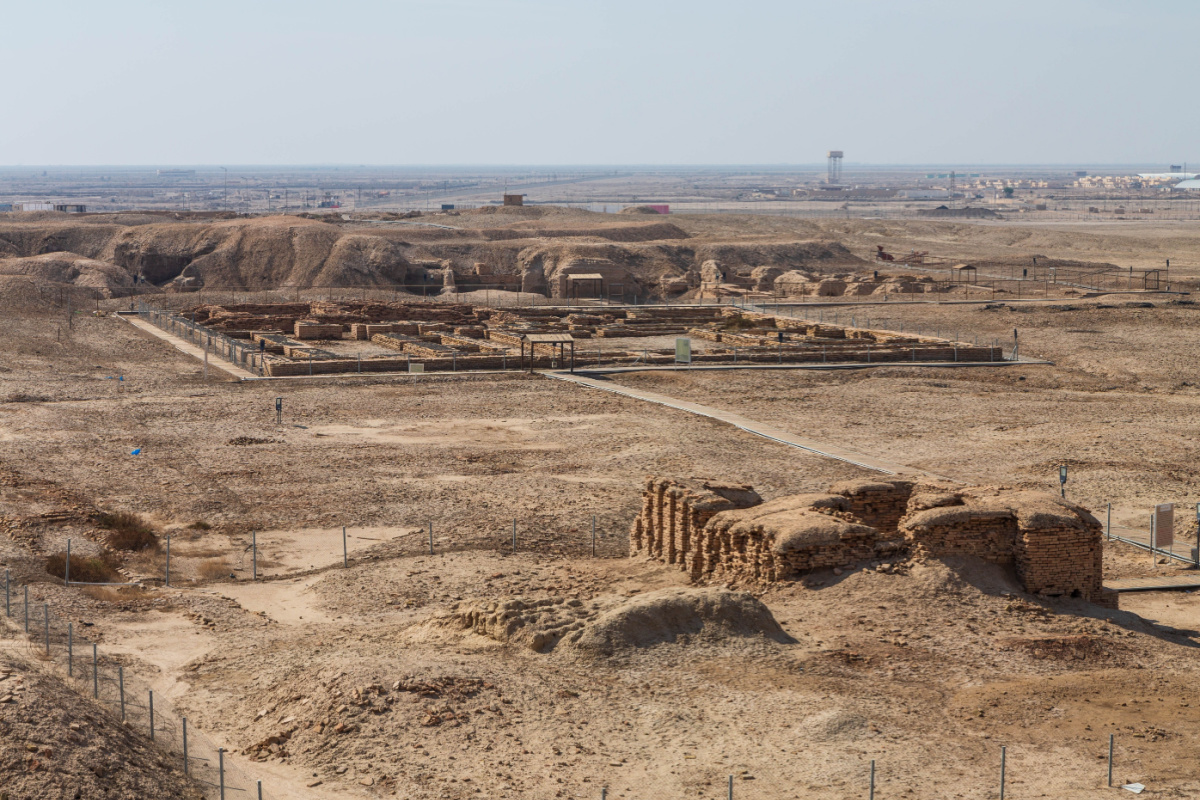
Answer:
[0,275,98,312]
[0,654,203,799]
[619,205,669,215]
[449,587,788,658]
[0,252,134,297]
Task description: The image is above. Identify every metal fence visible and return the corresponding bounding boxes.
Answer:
[1,571,276,800]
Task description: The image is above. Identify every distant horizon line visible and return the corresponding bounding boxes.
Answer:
[0,162,1189,172]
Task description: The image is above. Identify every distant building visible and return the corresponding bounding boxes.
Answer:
[646,204,670,214]
[13,202,54,211]
[0,203,12,212]
[441,204,456,211]
[503,194,524,207]
[157,169,196,176]
[54,204,87,213]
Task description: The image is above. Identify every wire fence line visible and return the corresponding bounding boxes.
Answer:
[1,570,273,800]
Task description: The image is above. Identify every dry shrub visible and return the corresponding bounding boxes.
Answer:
[95,511,159,552]
[187,520,212,531]
[45,552,120,583]
[81,585,130,603]
[198,558,232,581]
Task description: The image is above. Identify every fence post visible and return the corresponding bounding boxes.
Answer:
[4,569,8,616]
[43,604,50,654]
[258,780,263,800]
[512,518,517,553]
[999,746,1006,800]
[728,774,734,800]
[66,538,71,585]
[1108,734,1114,787]
[92,644,98,699]
[119,667,125,720]
[24,585,29,632]
[183,718,189,774]
[149,690,154,739]
[253,531,258,580]
[592,515,597,557]
[1106,503,1111,540]
[165,535,170,586]
[219,748,226,800]
[870,759,876,800]
[429,522,434,555]
[68,623,73,676]
[342,526,347,568]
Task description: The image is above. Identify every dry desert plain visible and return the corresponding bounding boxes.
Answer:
[4,218,1200,799]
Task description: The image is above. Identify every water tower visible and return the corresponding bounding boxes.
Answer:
[826,151,844,185]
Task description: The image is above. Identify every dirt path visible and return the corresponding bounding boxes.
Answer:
[546,371,947,479]
[121,314,257,380]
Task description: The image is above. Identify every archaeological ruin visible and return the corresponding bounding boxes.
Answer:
[631,476,1115,607]
[134,300,1005,376]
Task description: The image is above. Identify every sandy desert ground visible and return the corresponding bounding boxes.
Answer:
[4,215,1200,800]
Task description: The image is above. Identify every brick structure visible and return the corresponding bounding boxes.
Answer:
[631,476,1115,607]
[293,322,344,340]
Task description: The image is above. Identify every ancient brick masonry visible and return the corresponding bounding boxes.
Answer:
[632,476,1116,607]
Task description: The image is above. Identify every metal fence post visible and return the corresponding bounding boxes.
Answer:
[119,667,126,720]
[429,521,434,555]
[870,759,876,800]
[92,644,98,699]
[183,718,189,774]
[1000,746,1006,800]
[68,623,73,676]
[253,531,258,580]
[258,780,263,800]
[149,690,154,739]
[512,518,517,553]
[43,604,50,653]
[728,774,734,800]
[24,585,29,632]
[66,538,71,585]
[592,515,597,557]
[1106,503,1112,540]
[219,748,226,800]
[165,535,170,586]
[4,569,8,616]
[342,526,347,568]
[1108,734,1114,786]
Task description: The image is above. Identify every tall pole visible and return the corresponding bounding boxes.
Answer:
[221,167,228,211]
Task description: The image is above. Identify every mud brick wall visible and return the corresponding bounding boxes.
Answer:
[294,322,345,340]
[631,476,1112,606]
[630,478,761,576]
[901,509,1018,563]
[371,333,418,352]
[831,479,915,537]
[1016,522,1106,603]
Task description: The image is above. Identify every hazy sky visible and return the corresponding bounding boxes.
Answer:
[4,0,1196,166]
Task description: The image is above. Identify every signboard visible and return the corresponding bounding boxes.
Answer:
[1155,503,1174,548]
[675,338,691,364]
[409,363,424,374]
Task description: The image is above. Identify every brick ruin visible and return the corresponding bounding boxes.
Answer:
[631,476,1115,607]
[142,301,1004,376]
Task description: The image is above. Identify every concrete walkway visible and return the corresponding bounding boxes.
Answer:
[120,315,258,380]
[545,371,949,479]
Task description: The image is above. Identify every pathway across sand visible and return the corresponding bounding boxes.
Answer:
[545,371,949,479]
[119,314,258,380]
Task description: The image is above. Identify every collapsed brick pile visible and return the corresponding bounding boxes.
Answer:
[631,476,1114,606]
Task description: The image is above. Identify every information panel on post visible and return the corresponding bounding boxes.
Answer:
[1155,503,1174,548]
[675,337,691,365]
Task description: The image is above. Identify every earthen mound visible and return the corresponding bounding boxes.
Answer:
[0,275,99,312]
[562,587,789,657]
[619,205,669,215]
[0,252,134,297]
[0,655,203,799]
[448,587,788,658]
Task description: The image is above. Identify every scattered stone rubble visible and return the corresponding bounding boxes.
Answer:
[632,476,1115,607]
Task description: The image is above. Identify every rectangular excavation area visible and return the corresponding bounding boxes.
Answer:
[136,300,1005,375]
